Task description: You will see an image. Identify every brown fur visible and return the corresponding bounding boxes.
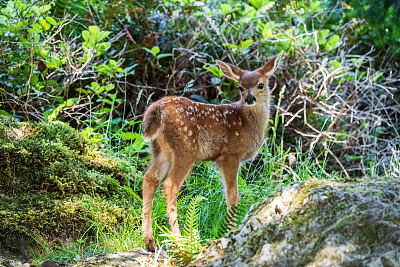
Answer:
[142,52,283,251]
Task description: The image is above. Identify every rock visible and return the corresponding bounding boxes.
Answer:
[41,260,60,267]
[71,248,169,267]
[191,178,400,266]
[0,256,30,267]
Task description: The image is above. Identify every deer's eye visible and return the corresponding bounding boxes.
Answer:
[239,86,244,92]
[258,83,264,89]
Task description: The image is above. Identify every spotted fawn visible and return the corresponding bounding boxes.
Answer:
[142,51,284,251]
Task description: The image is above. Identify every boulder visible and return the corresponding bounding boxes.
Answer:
[192,178,400,266]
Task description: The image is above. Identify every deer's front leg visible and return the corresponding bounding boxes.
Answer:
[218,156,240,215]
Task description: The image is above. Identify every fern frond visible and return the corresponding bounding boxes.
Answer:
[160,195,205,266]
[216,203,248,238]
[119,131,134,140]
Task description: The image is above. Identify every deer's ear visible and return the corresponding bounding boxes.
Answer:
[216,60,244,82]
[260,51,284,77]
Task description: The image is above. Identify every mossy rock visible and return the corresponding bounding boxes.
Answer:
[0,116,147,260]
[192,178,400,266]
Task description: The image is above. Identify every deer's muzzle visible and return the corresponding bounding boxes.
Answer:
[245,94,256,105]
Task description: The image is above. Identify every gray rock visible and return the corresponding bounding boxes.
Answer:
[191,178,400,267]
[71,248,169,267]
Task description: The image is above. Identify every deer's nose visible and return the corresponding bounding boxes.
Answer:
[245,94,256,105]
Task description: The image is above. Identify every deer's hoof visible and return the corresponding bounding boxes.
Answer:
[145,238,156,252]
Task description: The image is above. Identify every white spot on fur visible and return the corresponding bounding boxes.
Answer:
[188,131,192,136]
[184,126,187,132]
[235,131,239,136]
[191,117,195,122]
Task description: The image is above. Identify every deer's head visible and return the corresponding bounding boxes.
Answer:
[216,51,283,106]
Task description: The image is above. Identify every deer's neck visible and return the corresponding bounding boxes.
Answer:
[237,99,270,160]
[239,98,270,130]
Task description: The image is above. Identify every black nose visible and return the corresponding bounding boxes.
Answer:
[245,94,256,105]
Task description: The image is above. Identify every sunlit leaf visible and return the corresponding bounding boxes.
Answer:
[241,39,253,50]
[151,46,160,55]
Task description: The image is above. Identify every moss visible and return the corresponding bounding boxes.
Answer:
[0,117,148,259]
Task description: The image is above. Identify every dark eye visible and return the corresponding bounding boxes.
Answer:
[258,83,264,89]
[239,86,244,92]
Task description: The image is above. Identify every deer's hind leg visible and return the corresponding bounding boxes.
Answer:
[142,142,171,251]
[162,154,195,236]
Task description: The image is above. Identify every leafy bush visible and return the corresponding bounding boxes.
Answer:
[332,0,400,52]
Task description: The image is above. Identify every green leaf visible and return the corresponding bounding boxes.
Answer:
[65,98,78,107]
[31,74,38,85]
[123,64,137,75]
[123,186,143,203]
[157,53,173,59]
[89,82,100,92]
[111,118,122,124]
[105,83,115,91]
[39,19,51,31]
[97,108,111,113]
[45,17,58,26]
[345,155,363,161]
[151,46,160,55]
[220,4,231,15]
[32,23,43,33]
[248,0,263,9]
[96,42,111,56]
[82,30,90,42]
[39,5,51,15]
[88,25,100,35]
[31,6,40,16]
[331,61,340,70]
[325,34,340,51]
[318,29,330,44]
[371,71,383,82]
[243,5,257,20]
[241,39,253,50]
[203,65,224,78]
[0,110,10,116]
[96,31,110,42]
[262,22,276,39]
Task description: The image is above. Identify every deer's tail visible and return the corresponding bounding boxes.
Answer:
[142,101,163,141]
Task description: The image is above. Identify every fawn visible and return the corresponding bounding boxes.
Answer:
[142,51,283,251]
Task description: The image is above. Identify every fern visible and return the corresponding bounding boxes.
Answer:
[161,195,205,266]
[53,0,70,18]
[216,203,248,239]
[119,131,134,140]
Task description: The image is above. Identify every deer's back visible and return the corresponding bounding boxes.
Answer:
[147,96,267,162]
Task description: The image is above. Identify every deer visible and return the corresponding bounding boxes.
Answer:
[141,51,284,251]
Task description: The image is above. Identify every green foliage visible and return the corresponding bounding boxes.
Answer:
[335,0,400,51]
[216,204,248,239]
[161,195,205,266]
